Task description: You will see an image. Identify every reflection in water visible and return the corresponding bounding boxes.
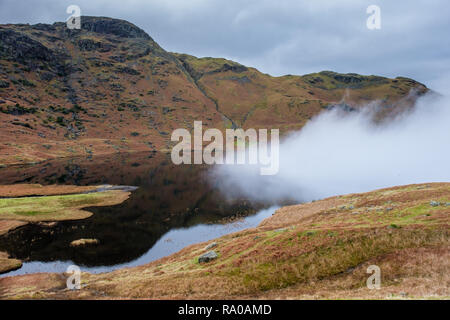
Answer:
[3,206,279,276]
[0,152,281,276]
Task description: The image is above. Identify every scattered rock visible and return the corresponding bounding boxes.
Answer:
[115,66,140,75]
[70,238,99,247]
[0,28,62,71]
[198,251,218,263]
[204,242,217,250]
[39,72,54,81]
[77,39,114,52]
[430,201,440,207]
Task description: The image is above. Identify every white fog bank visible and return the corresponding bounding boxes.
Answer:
[212,92,450,203]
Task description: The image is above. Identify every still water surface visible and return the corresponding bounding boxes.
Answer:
[0,152,280,276]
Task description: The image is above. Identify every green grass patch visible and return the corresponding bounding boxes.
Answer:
[231,227,448,292]
[0,192,113,220]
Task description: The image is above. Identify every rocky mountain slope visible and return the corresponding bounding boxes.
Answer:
[0,16,428,166]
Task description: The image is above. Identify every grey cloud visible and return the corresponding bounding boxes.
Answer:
[0,0,449,88]
[212,92,450,203]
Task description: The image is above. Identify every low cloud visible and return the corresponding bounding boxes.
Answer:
[212,91,450,203]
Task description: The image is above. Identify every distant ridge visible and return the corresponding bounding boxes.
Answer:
[0,17,428,166]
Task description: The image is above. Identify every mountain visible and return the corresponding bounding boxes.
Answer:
[0,17,428,166]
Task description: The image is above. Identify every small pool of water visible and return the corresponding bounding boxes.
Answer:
[2,206,278,276]
[0,152,286,277]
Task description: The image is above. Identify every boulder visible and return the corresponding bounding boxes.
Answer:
[70,238,99,247]
[198,251,218,263]
[204,242,217,250]
[430,201,440,207]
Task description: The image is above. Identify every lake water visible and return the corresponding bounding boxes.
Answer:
[0,152,281,277]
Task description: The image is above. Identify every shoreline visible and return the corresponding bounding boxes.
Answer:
[0,184,138,199]
[0,148,168,169]
[0,184,136,274]
[1,182,448,299]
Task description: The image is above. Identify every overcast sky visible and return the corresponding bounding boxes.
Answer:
[1,0,449,91]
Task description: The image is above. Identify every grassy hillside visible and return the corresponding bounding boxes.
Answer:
[175,54,428,131]
[0,17,428,166]
[1,182,448,299]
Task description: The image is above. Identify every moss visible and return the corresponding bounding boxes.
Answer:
[14,210,46,216]
[0,190,130,221]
